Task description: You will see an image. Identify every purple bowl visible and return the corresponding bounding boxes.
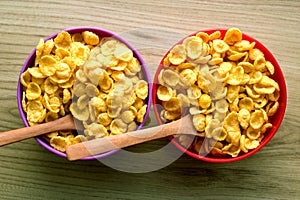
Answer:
[17,27,152,160]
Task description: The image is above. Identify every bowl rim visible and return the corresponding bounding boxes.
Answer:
[152,28,287,163]
[17,26,152,160]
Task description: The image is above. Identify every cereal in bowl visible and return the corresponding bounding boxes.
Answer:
[156,28,280,157]
[20,31,148,152]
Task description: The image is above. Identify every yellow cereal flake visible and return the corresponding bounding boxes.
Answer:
[227,51,247,61]
[226,85,240,103]
[36,38,45,58]
[249,48,264,61]
[20,70,32,87]
[180,69,197,86]
[99,71,114,92]
[84,122,108,138]
[86,83,100,97]
[205,119,221,138]
[185,37,203,60]
[224,111,240,134]
[70,42,90,66]
[127,57,142,74]
[222,144,240,157]
[55,48,70,60]
[253,83,275,94]
[121,110,136,124]
[215,99,228,114]
[44,77,58,94]
[127,121,138,132]
[212,39,229,53]
[26,82,42,100]
[199,94,211,109]
[39,55,57,76]
[157,85,173,101]
[162,69,180,87]
[46,131,59,139]
[43,39,55,55]
[211,127,227,141]
[217,62,232,77]
[259,75,280,91]
[244,138,260,150]
[110,119,127,135]
[106,90,123,109]
[101,39,118,55]
[71,33,83,43]
[177,93,190,108]
[169,44,186,65]
[54,32,72,49]
[238,62,254,73]
[114,43,133,62]
[196,32,209,43]
[226,66,244,85]
[267,101,279,116]
[27,100,46,123]
[187,85,201,100]
[265,61,275,75]
[208,31,221,41]
[245,85,260,99]
[223,28,242,45]
[90,96,107,113]
[238,97,254,111]
[250,110,265,129]
[111,61,127,71]
[50,136,68,152]
[70,102,89,121]
[136,105,147,123]
[254,56,266,72]
[238,108,250,129]
[248,71,263,84]
[82,31,99,45]
[43,93,61,113]
[164,110,181,121]
[135,80,148,100]
[162,97,181,112]
[192,114,206,132]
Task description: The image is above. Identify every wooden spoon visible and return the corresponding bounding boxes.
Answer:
[0,114,79,146]
[0,114,198,161]
[66,114,198,161]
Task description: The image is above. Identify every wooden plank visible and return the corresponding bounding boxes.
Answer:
[0,0,299,199]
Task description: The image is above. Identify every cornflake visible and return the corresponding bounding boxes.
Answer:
[156,27,280,157]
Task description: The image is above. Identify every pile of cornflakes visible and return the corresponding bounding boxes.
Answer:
[70,37,148,139]
[156,28,280,157]
[20,31,148,152]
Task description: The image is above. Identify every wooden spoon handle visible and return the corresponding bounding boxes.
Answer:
[0,115,75,146]
[66,116,187,161]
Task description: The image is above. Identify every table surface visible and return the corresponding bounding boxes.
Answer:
[0,0,299,199]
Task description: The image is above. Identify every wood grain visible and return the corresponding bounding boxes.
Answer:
[0,0,299,199]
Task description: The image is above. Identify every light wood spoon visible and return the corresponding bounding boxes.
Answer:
[0,114,198,161]
[66,114,198,161]
[0,114,79,146]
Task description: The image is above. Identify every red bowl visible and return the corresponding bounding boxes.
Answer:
[152,29,287,163]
